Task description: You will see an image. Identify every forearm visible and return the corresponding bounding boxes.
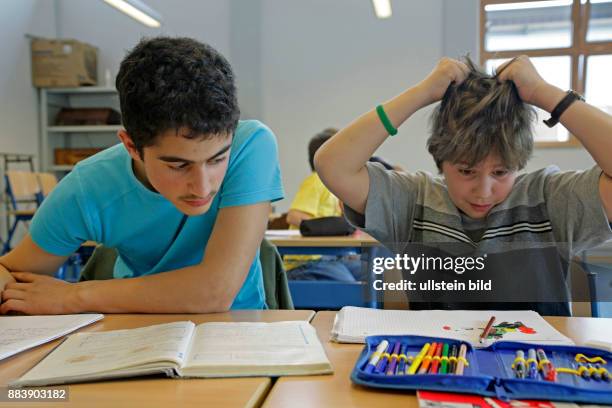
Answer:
[316,84,431,179]
[74,265,241,313]
[286,209,312,227]
[534,83,612,176]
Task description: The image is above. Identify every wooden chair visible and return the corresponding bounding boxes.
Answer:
[3,171,40,253]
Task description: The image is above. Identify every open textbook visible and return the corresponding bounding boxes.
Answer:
[331,306,573,346]
[13,320,332,387]
[0,314,104,361]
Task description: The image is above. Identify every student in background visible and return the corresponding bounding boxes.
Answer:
[285,128,363,281]
[315,56,612,316]
[0,37,283,314]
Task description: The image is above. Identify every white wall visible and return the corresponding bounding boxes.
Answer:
[57,0,231,85]
[260,0,445,211]
[0,0,57,239]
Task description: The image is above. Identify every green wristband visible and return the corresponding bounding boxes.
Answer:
[376,105,398,136]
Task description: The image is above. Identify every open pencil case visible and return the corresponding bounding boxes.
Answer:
[351,335,612,404]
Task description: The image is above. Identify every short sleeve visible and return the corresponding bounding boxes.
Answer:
[344,162,421,245]
[544,165,612,255]
[29,170,97,256]
[289,174,322,216]
[219,122,284,208]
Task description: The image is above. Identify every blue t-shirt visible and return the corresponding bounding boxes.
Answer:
[30,120,284,309]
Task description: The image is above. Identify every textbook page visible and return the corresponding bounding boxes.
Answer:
[0,314,103,361]
[331,307,573,346]
[13,321,194,387]
[180,321,333,377]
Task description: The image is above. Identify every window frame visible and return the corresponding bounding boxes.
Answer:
[480,0,612,147]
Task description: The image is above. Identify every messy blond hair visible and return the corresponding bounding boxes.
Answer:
[427,57,535,172]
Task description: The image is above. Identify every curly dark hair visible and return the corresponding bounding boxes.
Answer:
[308,128,338,171]
[428,56,535,172]
[116,37,240,155]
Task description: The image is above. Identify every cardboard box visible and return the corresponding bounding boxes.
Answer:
[54,148,103,165]
[31,38,98,87]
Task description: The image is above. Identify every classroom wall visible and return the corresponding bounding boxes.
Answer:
[260,0,445,212]
[0,0,57,238]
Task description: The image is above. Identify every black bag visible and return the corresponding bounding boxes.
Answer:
[299,216,356,236]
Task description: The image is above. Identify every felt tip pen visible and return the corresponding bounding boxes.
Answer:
[375,342,393,373]
[449,344,458,374]
[514,350,526,379]
[440,343,450,374]
[364,340,389,374]
[407,343,430,375]
[536,348,557,382]
[386,341,402,375]
[527,349,538,379]
[417,342,437,374]
[429,342,444,374]
[396,344,408,375]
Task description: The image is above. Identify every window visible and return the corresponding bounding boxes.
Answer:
[481,0,612,147]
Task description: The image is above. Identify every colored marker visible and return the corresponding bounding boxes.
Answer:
[527,349,538,379]
[455,343,468,375]
[418,342,438,374]
[449,344,458,374]
[513,350,526,379]
[588,363,602,381]
[375,342,393,373]
[479,316,496,344]
[596,363,610,382]
[440,343,450,374]
[577,363,591,380]
[407,343,430,375]
[429,342,443,374]
[536,348,557,382]
[364,340,389,374]
[386,341,402,375]
[397,344,408,375]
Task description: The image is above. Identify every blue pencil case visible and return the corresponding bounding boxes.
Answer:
[350,335,612,404]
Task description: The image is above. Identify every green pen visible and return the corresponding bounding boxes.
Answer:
[440,343,450,374]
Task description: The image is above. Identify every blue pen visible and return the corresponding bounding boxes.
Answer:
[364,340,389,374]
[397,344,408,375]
[375,342,393,373]
[527,349,538,379]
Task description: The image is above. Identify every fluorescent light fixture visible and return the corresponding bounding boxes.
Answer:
[485,0,572,12]
[372,0,392,18]
[591,0,612,4]
[103,0,162,27]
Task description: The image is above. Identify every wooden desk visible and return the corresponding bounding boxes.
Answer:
[262,311,612,408]
[266,231,377,248]
[0,310,314,408]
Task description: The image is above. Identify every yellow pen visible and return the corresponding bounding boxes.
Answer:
[407,343,430,375]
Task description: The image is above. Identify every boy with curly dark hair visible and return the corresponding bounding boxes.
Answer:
[0,37,283,314]
[315,56,612,315]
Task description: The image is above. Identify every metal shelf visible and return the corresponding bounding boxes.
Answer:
[47,125,122,133]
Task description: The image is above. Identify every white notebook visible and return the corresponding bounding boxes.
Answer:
[0,314,104,361]
[13,320,332,387]
[331,307,573,347]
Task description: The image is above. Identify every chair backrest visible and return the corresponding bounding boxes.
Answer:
[36,172,58,198]
[5,170,41,209]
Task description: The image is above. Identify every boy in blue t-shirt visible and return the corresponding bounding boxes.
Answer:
[0,37,283,314]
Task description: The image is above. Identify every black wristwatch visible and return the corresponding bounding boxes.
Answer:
[543,90,585,128]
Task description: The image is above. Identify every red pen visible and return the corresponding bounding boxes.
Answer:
[429,342,444,374]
